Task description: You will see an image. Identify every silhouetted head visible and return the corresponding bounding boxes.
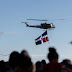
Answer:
[62,59,71,65]
[35,61,41,67]
[21,50,31,59]
[9,51,20,70]
[21,50,28,55]
[0,60,6,72]
[14,54,33,72]
[19,54,32,69]
[47,47,59,62]
[41,59,46,64]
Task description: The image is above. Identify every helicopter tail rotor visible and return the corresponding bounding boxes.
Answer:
[21,22,29,26]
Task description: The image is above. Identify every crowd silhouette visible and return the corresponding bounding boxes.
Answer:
[0,47,72,72]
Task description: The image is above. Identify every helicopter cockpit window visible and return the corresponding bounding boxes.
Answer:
[47,24,51,28]
[41,24,44,26]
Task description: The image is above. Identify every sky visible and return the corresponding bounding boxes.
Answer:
[0,0,72,63]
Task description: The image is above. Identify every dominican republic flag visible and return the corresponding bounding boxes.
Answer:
[35,31,49,45]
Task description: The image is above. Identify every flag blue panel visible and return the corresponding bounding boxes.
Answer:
[42,30,47,37]
[35,40,42,45]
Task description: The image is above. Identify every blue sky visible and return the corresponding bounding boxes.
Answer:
[0,0,72,63]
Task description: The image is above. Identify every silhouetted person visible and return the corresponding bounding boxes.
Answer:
[0,60,6,72]
[62,59,71,65]
[35,61,41,72]
[62,59,72,69]
[41,60,46,68]
[41,47,72,72]
[9,51,20,71]
[10,50,36,72]
[14,53,35,72]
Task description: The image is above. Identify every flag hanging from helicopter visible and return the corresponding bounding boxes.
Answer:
[35,30,49,45]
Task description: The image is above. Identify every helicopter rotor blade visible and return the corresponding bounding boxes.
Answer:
[27,19,65,21]
[27,19,48,21]
[50,19,65,21]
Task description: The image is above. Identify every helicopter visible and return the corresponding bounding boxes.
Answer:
[22,19,55,29]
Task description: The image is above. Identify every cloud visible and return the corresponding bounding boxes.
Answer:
[0,32,3,35]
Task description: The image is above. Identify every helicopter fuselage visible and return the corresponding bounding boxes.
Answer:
[41,23,52,29]
[23,22,55,29]
[27,23,55,29]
